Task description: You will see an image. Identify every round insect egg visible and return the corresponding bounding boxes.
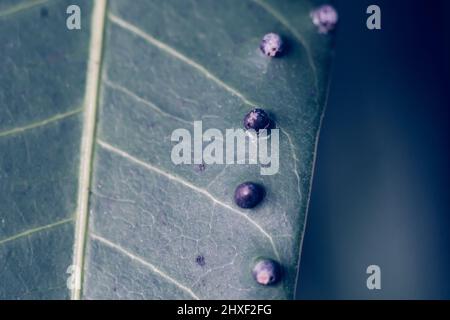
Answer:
[252,259,281,285]
[243,108,271,133]
[310,4,338,34]
[260,33,283,57]
[234,182,265,209]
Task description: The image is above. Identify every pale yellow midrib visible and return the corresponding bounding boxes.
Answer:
[71,0,108,300]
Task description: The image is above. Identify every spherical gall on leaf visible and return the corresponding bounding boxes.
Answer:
[310,5,338,34]
[243,108,272,133]
[260,33,283,57]
[234,182,265,209]
[252,259,281,285]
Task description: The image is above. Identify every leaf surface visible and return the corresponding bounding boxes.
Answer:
[0,0,333,299]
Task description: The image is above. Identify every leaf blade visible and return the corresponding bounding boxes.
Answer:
[0,0,334,300]
[0,0,91,299]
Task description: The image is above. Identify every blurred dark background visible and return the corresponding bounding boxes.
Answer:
[298,0,450,299]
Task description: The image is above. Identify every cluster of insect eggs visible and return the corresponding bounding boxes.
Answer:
[204,5,337,287]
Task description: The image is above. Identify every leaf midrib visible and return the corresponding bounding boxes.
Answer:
[71,0,108,300]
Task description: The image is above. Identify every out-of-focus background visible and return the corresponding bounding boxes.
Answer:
[298,0,450,299]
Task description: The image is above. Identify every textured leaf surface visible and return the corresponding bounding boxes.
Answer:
[0,0,333,299]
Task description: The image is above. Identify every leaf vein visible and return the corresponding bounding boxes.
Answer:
[96,139,280,261]
[72,0,108,300]
[281,129,301,200]
[0,108,82,138]
[90,233,200,300]
[0,218,73,246]
[108,13,258,109]
[103,78,193,126]
[0,0,51,19]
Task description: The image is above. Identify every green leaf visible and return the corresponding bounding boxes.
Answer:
[0,0,334,299]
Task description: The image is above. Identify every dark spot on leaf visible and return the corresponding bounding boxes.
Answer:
[196,255,206,267]
[40,7,49,18]
[194,163,206,173]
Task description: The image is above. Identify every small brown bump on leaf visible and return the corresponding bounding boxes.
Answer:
[196,255,206,267]
[194,163,206,173]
